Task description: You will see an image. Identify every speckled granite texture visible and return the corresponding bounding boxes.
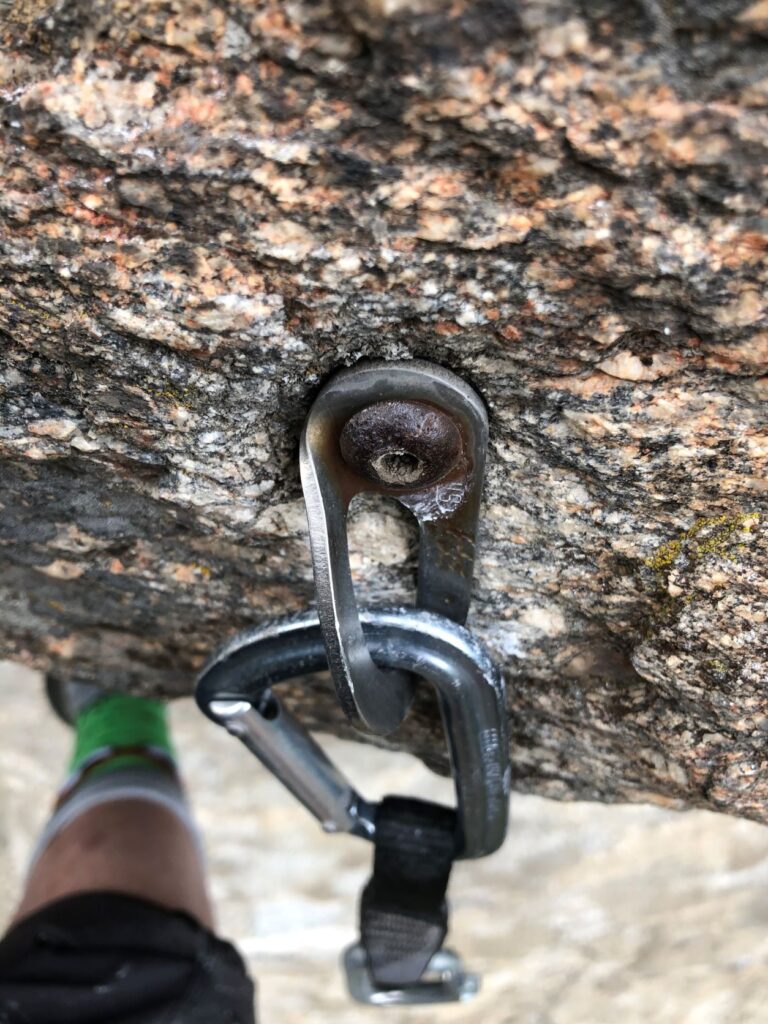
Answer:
[1,1,766,817]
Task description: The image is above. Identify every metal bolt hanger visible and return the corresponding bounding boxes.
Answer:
[300,359,488,735]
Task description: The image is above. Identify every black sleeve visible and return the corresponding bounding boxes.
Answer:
[0,892,256,1024]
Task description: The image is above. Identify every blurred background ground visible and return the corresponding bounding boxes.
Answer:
[0,660,767,1024]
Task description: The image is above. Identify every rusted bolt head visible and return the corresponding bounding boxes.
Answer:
[339,400,462,489]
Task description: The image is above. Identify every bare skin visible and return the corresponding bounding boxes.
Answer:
[13,799,214,930]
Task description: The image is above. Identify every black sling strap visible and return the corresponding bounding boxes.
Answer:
[359,796,459,989]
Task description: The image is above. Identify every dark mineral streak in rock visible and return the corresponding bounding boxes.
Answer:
[0,0,766,817]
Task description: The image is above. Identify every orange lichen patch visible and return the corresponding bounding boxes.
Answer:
[166,93,221,129]
[498,324,521,342]
[171,563,212,584]
[28,418,77,440]
[434,321,461,336]
[37,560,84,580]
[538,372,624,397]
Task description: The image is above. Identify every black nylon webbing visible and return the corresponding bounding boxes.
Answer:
[360,796,459,989]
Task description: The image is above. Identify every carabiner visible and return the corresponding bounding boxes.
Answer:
[196,606,509,861]
[300,360,488,736]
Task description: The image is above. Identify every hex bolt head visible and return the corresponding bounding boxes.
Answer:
[339,400,463,490]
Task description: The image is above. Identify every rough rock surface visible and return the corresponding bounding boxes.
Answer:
[1,1,766,817]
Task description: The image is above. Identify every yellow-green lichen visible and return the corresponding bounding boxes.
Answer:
[644,512,761,584]
[147,381,196,410]
[688,512,760,556]
[644,538,683,573]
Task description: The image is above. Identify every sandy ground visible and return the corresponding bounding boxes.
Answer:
[0,660,767,1023]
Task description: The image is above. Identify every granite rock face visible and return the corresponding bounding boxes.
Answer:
[1,1,766,817]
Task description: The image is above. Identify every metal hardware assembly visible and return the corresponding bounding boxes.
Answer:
[344,945,479,1006]
[300,360,488,735]
[196,359,505,1006]
[196,606,509,861]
